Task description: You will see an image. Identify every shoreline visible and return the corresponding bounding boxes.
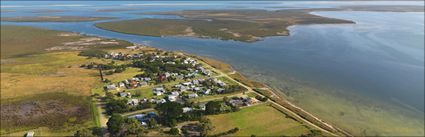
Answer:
[189,53,352,136]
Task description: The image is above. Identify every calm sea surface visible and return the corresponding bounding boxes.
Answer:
[1,1,424,135]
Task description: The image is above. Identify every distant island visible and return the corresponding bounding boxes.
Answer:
[95,9,355,42]
[1,16,114,22]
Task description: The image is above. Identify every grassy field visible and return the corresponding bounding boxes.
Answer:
[96,9,354,42]
[0,25,127,136]
[207,104,311,136]
[1,16,114,22]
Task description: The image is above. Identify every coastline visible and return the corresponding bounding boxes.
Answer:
[190,54,351,136]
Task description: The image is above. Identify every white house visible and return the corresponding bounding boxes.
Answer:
[182,107,193,113]
[188,93,199,98]
[168,95,178,102]
[106,84,117,90]
[26,131,34,137]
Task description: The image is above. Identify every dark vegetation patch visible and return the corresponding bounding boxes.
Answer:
[0,92,93,134]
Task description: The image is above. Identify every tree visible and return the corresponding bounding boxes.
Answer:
[74,128,94,137]
[107,114,125,135]
[155,102,183,126]
[148,118,158,128]
[205,101,222,114]
[91,127,104,137]
[105,99,129,114]
[169,127,179,135]
[199,117,213,137]
[123,118,144,135]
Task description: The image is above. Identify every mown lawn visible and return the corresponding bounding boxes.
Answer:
[207,104,310,136]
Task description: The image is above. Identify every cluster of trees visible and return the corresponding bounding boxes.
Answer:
[255,95,268,102]
[155,102,183,127]
[104,95,153,115]
[155,102,206,127]
[132,59,191,75]
[74,127,104,137]
[107,114,146,136]
[210,127,239,137]
[205,100,237,115]
[80,61,128,75]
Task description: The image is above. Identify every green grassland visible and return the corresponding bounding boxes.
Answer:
[0,25,131,136]
[95,9,354,42]
[1,16,114,22]
[207,104,311,136]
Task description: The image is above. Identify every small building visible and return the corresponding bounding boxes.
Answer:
[171,91,180,96]
[106,84,117,90]
[156,99,167,104]
[188,93,199,98]
[119,92,129,97]
[26,131,34,137]
[128,99,139,106]
[168,95,178,102]
[203,89,211,95]
[182,107,193,113]
[118,82,126,88]
[217,88,225,94]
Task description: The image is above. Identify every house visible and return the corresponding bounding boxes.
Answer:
[118,82,126,88]
[156,99,167,104]
[229,99,244,107]
[26,131,34,137]
[106,84,117,90]
[139,81,148,86]
[180,86,188,92]
[171,91,180,96]
[129,112,158,126]
[119,92,129,97]
[153,87,165,96]
[128,99,139,106]
[182,82,192,86]
[203,89,211,95]
[188,93,198,98]
[176,75,184,79]
[165,72,171,78]
[174,84,183,88]
[168,95,178,102]
[150,99,157,103]
[192,80,200,85]
[217,88,225,93]
[198,103,206,111]
[153,91,163,96]
[193,87,201,92]
[182,107,193,113]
